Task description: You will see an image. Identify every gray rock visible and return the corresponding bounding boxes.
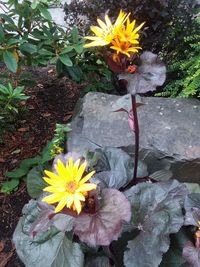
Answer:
[68,92,200,183]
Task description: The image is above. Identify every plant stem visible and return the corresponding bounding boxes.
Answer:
[132,95,139,182]
[121,95,139,191]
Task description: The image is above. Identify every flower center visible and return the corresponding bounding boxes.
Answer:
[66,181,78,193]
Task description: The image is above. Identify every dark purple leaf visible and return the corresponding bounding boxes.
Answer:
[118,51,166,95]
[183,241,200,267]
[74,188,131,246]
[29,202,55,238]
[85,256,111,267]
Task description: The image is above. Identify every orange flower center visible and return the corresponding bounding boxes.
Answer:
[66,181,78,193]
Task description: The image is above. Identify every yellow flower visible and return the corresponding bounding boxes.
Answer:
[110,37,142,57]
[42,157,96,214]
[110,17,144,57]
[84,10,128,48]
[118,18,145,45]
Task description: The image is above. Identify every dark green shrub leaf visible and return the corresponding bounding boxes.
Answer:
[124,180,187,267]
[19,43,37,54]
[0,25,5,42]
[66,66,83,81]
[27,166,46,198]
[59,54,73,67]
[3,51,17,73]
[39,7,52,21]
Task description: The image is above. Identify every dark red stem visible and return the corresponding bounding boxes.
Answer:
[121,95,139,191]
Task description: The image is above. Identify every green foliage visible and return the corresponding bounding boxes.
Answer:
[157,16,200,98]
[0,0,84,73]
[0,82,29,119]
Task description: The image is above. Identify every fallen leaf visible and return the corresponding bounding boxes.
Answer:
[17,127,29,132]
[41,112,51,117]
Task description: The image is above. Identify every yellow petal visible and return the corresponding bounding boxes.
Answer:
[97,18,107,31]
[132,22,145,34]
[73,158,80,174]
[43,185,66,193]
[75,192,85,201]
[44,170,62,182]
[56,159,70,179]
[84,39,110,47]
[91,26,103,36]
[76,183,97,193]
[42,192,65,204]
[79,170,95,185]
[84,36,100,41]
[74,198,82,214]
[54,196,68,213]
[66,194,74,208]
[43,177,61,186]
[75,160,87,182]
[105,15,112,28]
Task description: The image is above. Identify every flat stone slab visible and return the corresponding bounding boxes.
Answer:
[68,92,200,183]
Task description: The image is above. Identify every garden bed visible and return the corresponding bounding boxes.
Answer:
[0,66,82,266]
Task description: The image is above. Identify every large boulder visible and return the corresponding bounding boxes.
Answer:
[68,92,200,183]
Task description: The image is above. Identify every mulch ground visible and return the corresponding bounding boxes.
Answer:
[0,66,83,266]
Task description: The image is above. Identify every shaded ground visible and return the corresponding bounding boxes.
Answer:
[0,66,82,266]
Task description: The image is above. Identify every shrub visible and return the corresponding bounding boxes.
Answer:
[64,0,199,64]
[157,16,200,98]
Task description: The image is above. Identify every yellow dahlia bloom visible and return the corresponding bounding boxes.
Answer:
[110,37,141,57]
[117,18,145,45]
[42,157,96,214]
[84,10,128,48]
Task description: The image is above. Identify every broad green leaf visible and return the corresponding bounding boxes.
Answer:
[19,43,37,54]
[0,25,5,42]
[39,7,52,21]
[66,66,83,81]
[71,27,79,43]
[124,180,187,267]
[3,51,17,73]
[27,166,46,198]
[1,179,19,193]
[20,157,41,169]
[13,217,84,267]
[59,54,73,67]
[0,14,15,24]
[88,147,147,189]
[74,44,83,54]
[6,168,28,178]
[60,46,74,54]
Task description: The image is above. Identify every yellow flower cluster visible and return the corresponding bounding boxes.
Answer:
[42,157,96,214]
[50,144,63,157]
[84,10,144,58]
